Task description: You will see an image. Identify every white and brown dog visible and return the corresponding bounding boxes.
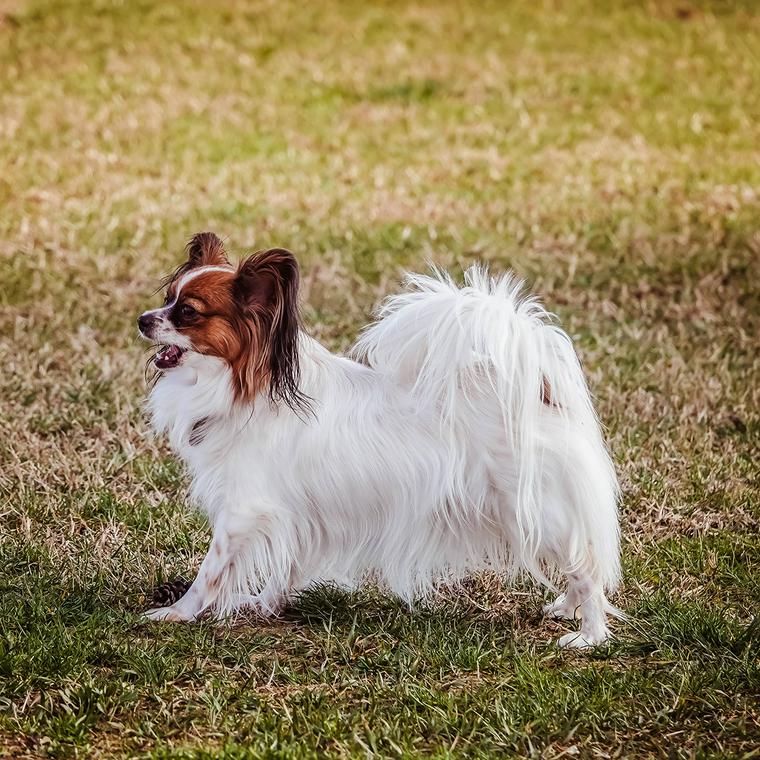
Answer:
[138,232,622,647]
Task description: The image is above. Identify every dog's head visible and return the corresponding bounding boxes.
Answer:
[138,232,307,411]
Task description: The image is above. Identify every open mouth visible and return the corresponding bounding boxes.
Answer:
[154,345,187,369]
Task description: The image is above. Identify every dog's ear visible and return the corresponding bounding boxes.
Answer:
[161,233,230,296]
[186,232,229,268]
[234,248,298,314]
[232,248,310,414]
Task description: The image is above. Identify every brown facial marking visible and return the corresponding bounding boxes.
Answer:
[169,269,240,357]
[158,234,311,414]
[162,232,230,300]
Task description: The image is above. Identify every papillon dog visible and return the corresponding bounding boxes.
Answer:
[138,232,621,647]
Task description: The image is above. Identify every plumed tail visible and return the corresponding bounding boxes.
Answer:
[353,265,620,592]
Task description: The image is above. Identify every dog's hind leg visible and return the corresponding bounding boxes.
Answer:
[537,437,620,648]
[539,536,613,646]
[554,571,611,648]
[539,516,615,648]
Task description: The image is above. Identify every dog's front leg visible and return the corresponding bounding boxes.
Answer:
[143,525,236,623]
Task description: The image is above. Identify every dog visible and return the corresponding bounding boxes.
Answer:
[137,232,621,647]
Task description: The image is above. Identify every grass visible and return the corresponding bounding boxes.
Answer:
[1,0,759,756]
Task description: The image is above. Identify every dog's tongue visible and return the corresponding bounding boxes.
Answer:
[155,345,184,369]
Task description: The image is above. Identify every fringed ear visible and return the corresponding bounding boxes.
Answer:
[232,248,311,415]
[161,232,230,293]
[186,232,229,268]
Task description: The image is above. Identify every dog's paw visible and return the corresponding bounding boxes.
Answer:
[542,594,580,620]
[557,628,610,649]
[142,605,194,623]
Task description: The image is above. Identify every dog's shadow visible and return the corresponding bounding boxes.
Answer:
[257,579,552,645]
[138,576,634,657]
[148,573,539,619]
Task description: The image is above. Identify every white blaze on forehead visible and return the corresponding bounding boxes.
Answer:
[142,265,234,319]
[174,265,235,300]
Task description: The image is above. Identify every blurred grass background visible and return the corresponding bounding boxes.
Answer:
[0,0,758,757]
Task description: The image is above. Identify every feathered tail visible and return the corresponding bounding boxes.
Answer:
[353,265,620,594]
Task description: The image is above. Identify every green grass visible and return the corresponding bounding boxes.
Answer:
[1,0,759,756]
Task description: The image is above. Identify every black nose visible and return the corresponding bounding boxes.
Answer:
[138,313,155,334]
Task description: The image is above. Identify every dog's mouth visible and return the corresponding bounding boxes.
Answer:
[154,345,187,369]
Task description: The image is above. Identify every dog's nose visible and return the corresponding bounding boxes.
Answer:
[138,313,155,335]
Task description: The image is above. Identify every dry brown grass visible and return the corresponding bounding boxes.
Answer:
[1,0,758,757]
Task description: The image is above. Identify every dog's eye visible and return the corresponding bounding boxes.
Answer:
[179,304,198,319]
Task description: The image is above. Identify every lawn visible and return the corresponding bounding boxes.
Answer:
[1,0,758,757]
